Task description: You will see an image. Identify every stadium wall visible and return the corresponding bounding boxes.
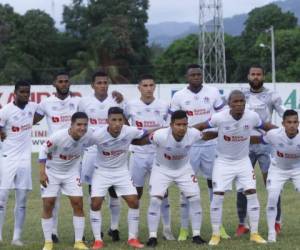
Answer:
[0,83,299,152]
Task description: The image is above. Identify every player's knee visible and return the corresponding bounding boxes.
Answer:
[244,189,256,195]
[91,198,102,211]
[127,197,139,209]
[43,200,55,214]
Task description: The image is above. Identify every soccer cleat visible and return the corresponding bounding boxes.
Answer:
[275,222,281,234]
[220,225,231,239]
[192,235,206,244]
[250,233,267,244]
[92,240,104,249]
[108,229,120,241]
[209,234,221,246]
[268,233,276,243]
[127,238,144,248]
[163,228,175,240]
[177,228,189,241]
[11,239,24,246]
[235,224,250,237]
[146,237,157,247]
[42,241,53,250]
[51,234,59,243]
[74,240,89,249]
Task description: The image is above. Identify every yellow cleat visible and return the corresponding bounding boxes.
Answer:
[220,225,231,239]
[178,228,189,241]
[74,240,89,250]
[42,241,53,250]
[250,233,267,244]
[209,234,221,246]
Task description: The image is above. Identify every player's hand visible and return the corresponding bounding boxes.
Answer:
[0,131,7,141]
[112,91,124,103]
[40,172,49,187]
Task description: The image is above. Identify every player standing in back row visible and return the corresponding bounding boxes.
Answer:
[236,65,285,236]
[124,75,174,240]
[170,64,228,240]
[0,81,38,246]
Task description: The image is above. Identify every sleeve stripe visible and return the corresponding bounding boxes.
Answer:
[214,102,225,111]
[255,121,264,130]
[38,159,47,163]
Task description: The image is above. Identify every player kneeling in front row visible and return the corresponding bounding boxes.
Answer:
[194,90,277,246]
[133,110,218,247]
[251,109,300,242]
[39,112,95,250]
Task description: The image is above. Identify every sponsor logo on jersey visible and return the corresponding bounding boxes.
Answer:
[46,140,53,148]
[164,153,185,160]
[136,121,143,128]
[11,124,31,132]
[223,135,247,142]
[102,150,125,157]
[277,151,300,159]
[51,115,72,123]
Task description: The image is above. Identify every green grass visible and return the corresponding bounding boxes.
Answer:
[1,153,300,249]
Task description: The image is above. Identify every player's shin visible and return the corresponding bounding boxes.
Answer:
[42,218,54,242]
[188,195,202,236]
[128,208,139,239]
[0,189,9,240]
[73,216,85,242]
[179,193,189,229]
[161,196,171,229]
[51,195,60,237]
[210,194,224,235]
[147,197,162,238]
[109,196,120,231]
[266,189,280,241]
[90,210,102,240]
[13,189,28,241]
[246,193,260,233]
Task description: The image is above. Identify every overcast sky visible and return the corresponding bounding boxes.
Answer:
[0,0,275,26]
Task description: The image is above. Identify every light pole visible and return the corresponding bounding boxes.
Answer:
[259,26,276,83]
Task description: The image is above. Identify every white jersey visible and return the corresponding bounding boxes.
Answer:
[39,129,95,175]
[242,87,284,135]
[170,85,225,146]
[0,102,37,159]
[125,98,169,154]
[36,95,81,135]
[78,94,124,131]
[150,127,203,170]
[209,109,262,160]
[93,125,145,171]
[263,128,300,170]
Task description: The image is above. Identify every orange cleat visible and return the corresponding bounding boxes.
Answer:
[127,238,144,248]
[235,224,250,237]
[275,222,281,234]
[92,240,104,249]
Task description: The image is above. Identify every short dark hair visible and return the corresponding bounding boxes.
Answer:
[108,107,124,116]
[283,109,298,120]
[14,80,31,92]
[55,71,69,79]
[248,64,265,74]
[71,112,88,123]
[171,110,188,123]
[228,90,245,103]
[92,71,108,82]
[139,74,154,83]
[186,64,202,73]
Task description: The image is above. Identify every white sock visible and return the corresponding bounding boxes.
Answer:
[246,193,260,233]
[180,193,189,229]
[0,189,9,240]
[42,218,53,242]
[210,194,224,235]
[188,195,202,236]
[128,208,139,239]
[161,196,171,229]
[90,210,102,240]
[52,194,60,235]
[13,189,28,240]
[73,216,85,242]
[109,197,120,230]
[147,197,162,238]
[266,189,280,237]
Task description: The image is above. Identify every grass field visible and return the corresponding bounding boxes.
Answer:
[1,153,300,250]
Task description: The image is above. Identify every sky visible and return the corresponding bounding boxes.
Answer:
[0,0,276,26]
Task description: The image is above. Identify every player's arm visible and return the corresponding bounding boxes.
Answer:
[193,120,212,131]
[250,135,264,144]
[112,91,124,104]
[272,93,285,117]
[131,128,159,146]
[38,139,55,187]
[258,122,277,132]
[33,112,44,125]
[0,127,6,141]
[202,131,218,141]
[0,110,7,141]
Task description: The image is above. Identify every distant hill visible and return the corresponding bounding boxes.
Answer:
[147,0,300,47]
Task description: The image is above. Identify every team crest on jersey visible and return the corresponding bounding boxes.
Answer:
[185,100,191,105]
[69,103,75,110]
[204,97,210,103]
